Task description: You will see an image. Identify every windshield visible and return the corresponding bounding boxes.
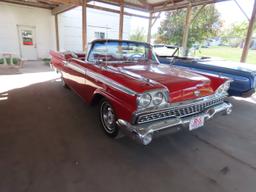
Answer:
[153,45,179,57]
[88,41,157,63]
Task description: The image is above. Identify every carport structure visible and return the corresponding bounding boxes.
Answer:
[1,0,255,62]
[1,2,256,192]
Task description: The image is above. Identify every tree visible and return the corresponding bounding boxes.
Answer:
[129,28,146,42]
[220,22,256,47]
[155,5,222,48]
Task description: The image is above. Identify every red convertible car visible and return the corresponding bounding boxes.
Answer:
[50,39,232,145]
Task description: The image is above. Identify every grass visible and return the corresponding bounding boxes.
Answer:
[194,46,256,64]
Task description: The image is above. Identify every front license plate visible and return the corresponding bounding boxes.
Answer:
[189,116,205,131]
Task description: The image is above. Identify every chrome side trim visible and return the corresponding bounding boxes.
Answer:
[65,61,86,75]
[86,70,137,96]
[64,61,136,96]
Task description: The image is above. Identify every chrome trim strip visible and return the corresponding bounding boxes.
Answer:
[70,59,138,96]
[65,62,86,75]
[64,60,137,96]
[86,70,137,96]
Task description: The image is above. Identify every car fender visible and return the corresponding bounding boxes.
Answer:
[91,89,135,122]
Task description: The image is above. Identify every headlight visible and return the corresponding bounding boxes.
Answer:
[138,93,151,108]
[152,92,164,105]
[137,89,168,109]
[216,81,230,95]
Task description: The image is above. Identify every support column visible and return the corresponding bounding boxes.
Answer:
[240,0,256,63]
[82,0,87,51]
[182,5,192,56]
[119,0,124,40]
[147,12,153,43]
[55,14,60,51]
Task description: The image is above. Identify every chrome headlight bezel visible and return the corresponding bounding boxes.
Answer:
[152,92,164,105]
[137,89,169,109]
[138,93,152,108]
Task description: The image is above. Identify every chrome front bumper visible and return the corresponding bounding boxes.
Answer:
[116,102,232,145]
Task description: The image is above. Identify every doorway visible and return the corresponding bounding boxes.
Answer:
[17,25,38,60]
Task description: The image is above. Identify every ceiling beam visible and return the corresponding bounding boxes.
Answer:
[0,0,232,14]
[152,0,229,12]
[191,4,206,23]
[0,0,56,9]
[233,0,250,21]
[52,4,77,14]
[37,0,59,5]
[40,0,81,4]
[87,4,153,19]
[137,0,152,10]
[95,0,149,12]
[51,1,155,18]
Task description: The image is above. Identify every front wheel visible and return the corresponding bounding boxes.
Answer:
[99,99,119,137]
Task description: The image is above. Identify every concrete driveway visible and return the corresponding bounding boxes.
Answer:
[0,61,256,192]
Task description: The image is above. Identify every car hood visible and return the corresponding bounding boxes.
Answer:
[107,63,214,102]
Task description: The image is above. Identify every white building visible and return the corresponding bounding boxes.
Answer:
[0,2,132,60]
[0,2,56,60]
[58,7,131,52]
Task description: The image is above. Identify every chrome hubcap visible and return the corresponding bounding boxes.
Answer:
[101,102,116,133]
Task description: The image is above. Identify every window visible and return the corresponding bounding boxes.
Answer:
[94,32,105,39]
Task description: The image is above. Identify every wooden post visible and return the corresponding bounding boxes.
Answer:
[182,5,192,56]
[55,14,60,51]
[240,0,256,63]
[119,0,124,40]
[147,12,153,43]
[82,0,87,51]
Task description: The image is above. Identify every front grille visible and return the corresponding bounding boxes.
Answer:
[136,96,224,124]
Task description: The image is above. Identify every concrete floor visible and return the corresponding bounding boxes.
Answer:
[0,61,256,192]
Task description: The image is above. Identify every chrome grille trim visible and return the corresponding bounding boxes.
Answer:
[136,96,224,124]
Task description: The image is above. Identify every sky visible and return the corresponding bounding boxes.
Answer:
[129,0,255,35]
[215,0,253,26]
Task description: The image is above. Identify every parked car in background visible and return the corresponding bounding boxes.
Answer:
[154,44,256,97]
[50,39,232,145]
